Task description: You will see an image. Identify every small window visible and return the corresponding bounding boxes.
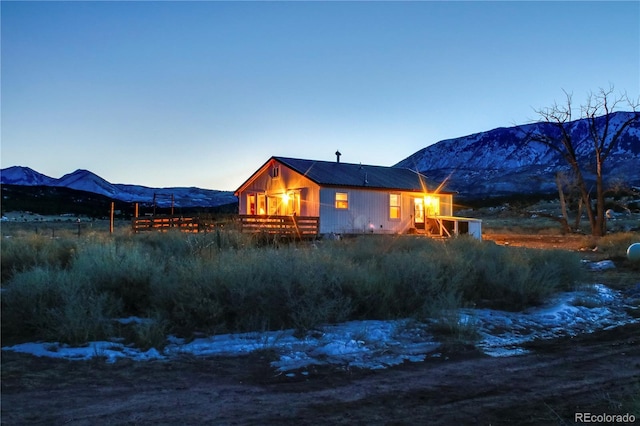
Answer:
[247,194,256,215]
[272,166,280,178]
[389,193,401,219]
[335,192,348,209]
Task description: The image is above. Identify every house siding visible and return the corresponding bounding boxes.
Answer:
[319,188,418,234]
[318,189,456,235]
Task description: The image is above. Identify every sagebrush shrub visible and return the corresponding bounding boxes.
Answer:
[71,243,158,316]
[1,267,65,339]
[596,232,640,258]
[149,257,226,335]
[129,315,169,351]
[1,266,117,344]
[1,231,587,346]
[1,234,77,281]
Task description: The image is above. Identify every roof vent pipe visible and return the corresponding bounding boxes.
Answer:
[335,150,341,163]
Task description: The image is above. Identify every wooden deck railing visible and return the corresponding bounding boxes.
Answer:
[238,215,319,238]
[132,214,319,237]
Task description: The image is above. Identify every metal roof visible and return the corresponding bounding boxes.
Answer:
[272,156,443,192]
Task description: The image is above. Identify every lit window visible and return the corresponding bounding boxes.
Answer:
[335,192,348,209]
[268,196,278,215]
[389,194,401,219]
[247,194,256,215]
[424,195,440,216]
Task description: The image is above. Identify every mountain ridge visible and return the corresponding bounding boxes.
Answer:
[1,166,237,208]
[395,111,640,198]
[2,111,638,206]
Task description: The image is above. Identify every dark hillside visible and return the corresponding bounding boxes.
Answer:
[1,185,238,218]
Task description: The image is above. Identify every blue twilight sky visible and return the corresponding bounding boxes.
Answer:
[2,1,639,191]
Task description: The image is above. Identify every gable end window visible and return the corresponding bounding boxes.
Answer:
[335,192,348,209]
[271,165,280,178]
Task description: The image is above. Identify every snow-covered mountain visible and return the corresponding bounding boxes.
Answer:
[1,166,57,187]
[0,167,237,208]
[395,111,640,199]
[3,112,638,206]
[55,169,123,199]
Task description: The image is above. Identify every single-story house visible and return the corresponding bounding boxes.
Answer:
[234,154,481,239]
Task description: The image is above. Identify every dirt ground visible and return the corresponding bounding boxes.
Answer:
[2,234,639,425]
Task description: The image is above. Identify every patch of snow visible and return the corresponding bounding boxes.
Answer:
[473,284,636,357]
[115,316,155,325]
[3,284,638,372]
[587,260,616,271]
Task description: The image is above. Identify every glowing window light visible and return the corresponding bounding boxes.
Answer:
[335,192,348,209]
[389,193,401,219]
[424,195,440,216]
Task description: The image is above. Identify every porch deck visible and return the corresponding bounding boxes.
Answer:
[429,215,483,239]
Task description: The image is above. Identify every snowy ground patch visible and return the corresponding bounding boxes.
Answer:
[3,283,638,372]
[473,284,638,356]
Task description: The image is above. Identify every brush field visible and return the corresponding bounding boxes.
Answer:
[2,209,639,425]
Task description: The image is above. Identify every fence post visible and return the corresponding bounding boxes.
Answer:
[110,202,115,234]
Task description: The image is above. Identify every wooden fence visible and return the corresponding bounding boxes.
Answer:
[131,214,319,237]
[238,215,319,238]
[131,216,202,233]
[131,216,234,233]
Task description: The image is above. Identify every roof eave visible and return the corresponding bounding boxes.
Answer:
[319,183,455,194]
[233,156,277,196]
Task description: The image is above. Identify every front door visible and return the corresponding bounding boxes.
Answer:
[414,198,425,230]
[285,192,300,216]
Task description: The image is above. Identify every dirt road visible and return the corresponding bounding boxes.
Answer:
[2,322,638,425]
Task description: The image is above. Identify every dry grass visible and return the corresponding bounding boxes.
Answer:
[1,229,586,346]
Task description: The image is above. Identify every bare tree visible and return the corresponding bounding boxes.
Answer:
[555,171,572,233]
[526,86,639,236]
[555,170,585,231]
